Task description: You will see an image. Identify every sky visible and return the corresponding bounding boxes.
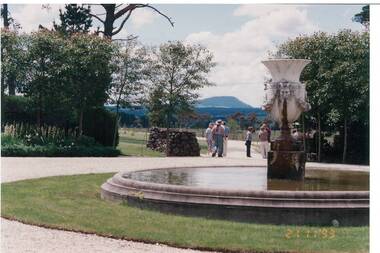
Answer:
[7,4,366,107]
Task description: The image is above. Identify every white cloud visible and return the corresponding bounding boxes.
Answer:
[186,5,317,107]
[11,4,63,33]
[130,8,157,29]
[233,5,303,18]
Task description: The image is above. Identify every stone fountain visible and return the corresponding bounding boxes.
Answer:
[262,59,311,180]
[100,58,369,226]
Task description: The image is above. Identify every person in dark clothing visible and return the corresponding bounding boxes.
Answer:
[245,126,254,157]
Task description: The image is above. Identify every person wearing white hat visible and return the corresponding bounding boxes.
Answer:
[211,119,225,157]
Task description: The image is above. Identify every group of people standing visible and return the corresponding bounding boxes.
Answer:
[245,123,271,158]
[205,119,230,157]
[204,120,271,159]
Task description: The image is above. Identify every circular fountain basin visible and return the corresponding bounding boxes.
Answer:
[101,166,369,226]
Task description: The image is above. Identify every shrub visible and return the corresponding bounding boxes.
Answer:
[83,107,119,146]
[1,95,77,128]
[1,131,121,157]
[75,135,99,147]
[2,95,35,124]
[1,142,120,157]
[2,96,118,146]
[329,122,369,165]
[3,123,77,145]
[1,134,23,146]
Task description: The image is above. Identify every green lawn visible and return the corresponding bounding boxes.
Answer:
[117,129,164,157]
[118,129,208,156]
[1,173,369,253]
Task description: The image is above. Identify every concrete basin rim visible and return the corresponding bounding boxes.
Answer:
[114,166,369,198]
[120,164,369,175]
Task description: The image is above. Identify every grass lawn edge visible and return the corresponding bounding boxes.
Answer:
[1,173,368,253]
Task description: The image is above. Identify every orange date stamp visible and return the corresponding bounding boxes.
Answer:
[284,228,336,239]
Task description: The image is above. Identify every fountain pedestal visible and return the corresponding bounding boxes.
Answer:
[262,59,311,180]
[267,128,306,180]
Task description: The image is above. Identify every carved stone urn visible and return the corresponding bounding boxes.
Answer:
[262,59,311,180]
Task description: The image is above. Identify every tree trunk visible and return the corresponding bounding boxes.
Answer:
[112,103,120,148]
[167,108,172,129]
[78,107,84,136]
[342,116,348,163]
[8,75,16,95]
[1,65,5,97]
[37,93,42,128]
[65,120,69,137]
[165,106,173,155]
[2,4,9,28]
[317,112,321,162]
[2,5,16,95]
[103,4,115,38]
[1,4,7,97]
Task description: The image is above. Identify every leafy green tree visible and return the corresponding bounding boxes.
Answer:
[353,5,369,30]
[177,111,198,128]
[230,111,245,129]
[1,29,27,96]
[247,112,257,128]
[23,31,69,127]
[277,30,369,163]
[108,41,147,147]
[325,31,369,163]
[53,4,92,36]
[65,33,117,135]
[1,4,24,96]
[227,118,240,132]
[146,41,215,128]
[146,86,166,127]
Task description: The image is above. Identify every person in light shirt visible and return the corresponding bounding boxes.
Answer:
[211,119,225,157]
[258,124,270,159]
[222,121,230,157]
[204,122,214,155]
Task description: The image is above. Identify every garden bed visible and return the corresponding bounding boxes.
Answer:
[1,144,120,157]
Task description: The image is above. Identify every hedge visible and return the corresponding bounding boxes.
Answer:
[83,107,119,147]
[1,144,121,157]
[2,96,119,147]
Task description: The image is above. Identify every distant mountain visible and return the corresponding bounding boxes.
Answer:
[197,96,253,108]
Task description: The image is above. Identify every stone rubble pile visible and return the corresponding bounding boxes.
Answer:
[147,127,200,156]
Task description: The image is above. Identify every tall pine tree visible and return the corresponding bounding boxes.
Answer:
[53,4,92,36]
